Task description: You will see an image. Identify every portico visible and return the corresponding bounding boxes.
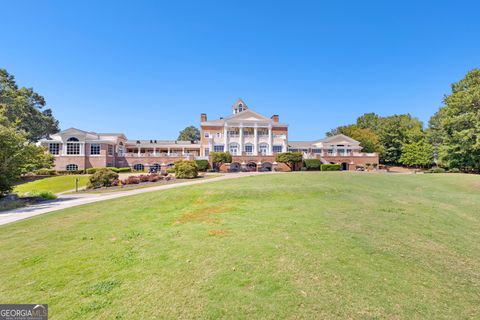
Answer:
[201,99,288,158]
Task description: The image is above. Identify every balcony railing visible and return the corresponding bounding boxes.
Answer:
[123,152,194,158]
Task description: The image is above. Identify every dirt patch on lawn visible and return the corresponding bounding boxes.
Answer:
[173,205,229,224]
[209,229,227,236]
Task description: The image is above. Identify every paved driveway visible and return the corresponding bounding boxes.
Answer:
[0,172,271,226]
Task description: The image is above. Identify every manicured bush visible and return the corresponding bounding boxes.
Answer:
[34,168,57,176]
[174,160,198,179]
[304,159,321,171]
[166,168,175,174]
[448,168,461,173]
[206,168,217,173]
[87,168,119,189]
[138,175,150,182]
[26,190,57,200]
[321,164,341,171]
[148,174,160,182]
[86,167,104,174]
[57,170,85,175]
[300,167,308,171]
[126,176,140,184]
[116,167,131,173]
[426,167,446,174]
[195,160,210,172]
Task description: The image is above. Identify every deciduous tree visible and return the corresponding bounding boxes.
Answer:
[275,152,303,171]
[0,121,54,196]
[0,69,59,142]
[177,126,200,141]
[429,68,480,172]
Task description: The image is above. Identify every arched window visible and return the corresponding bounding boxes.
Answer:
[229,143,240,155]
[150,163,161,172]
[66,137,80,155]
[66,164,78,171]
[133,164,144,171]
[259,143,269,155]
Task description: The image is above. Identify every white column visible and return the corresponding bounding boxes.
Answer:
[153,147,156,156]
[137,147,141,157]
[268,125,273,155]
[62,143,67,155]
[182,147,185,155]
[224,125,228,152]
[239,124,243,156]
[168,147,170,155]
[254,126,258,156]
[81,143,85,156]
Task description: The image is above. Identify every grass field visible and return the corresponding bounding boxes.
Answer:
[13,175,90,194]
[1,172,479,319]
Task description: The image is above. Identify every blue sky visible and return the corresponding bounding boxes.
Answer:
[1,0,479,140]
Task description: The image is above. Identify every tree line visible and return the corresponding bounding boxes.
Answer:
[1,67,479,195]
[327,68,480,172]
[0,69,59,196]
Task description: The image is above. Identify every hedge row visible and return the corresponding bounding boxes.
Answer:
[302,161,341,171]
[86,167,131,174]
[321,164,341,171]
[303,159,321,171]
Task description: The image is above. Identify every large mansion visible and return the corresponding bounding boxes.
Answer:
[39,99,378,172]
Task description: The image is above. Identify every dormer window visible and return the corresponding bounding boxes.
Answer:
[238,104,243,112]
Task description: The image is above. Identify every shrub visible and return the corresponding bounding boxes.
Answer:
[448,168,461,173]
[165,175,172,181]
[34,168,57,176]
[300,167,308,171]
[57,169,85,175]
[304,159,321,171]
[126,176,140,184]
[166,168,175,174]
[206,168,217,173]
[174,160,198,179]
[321,164,341,171]
[195,160,210,172]
[276,152,303,171]
[116,167,131,173]
[87,168,119,189]
[148,174,160,182]
[426,167,446,174]
[26,190,57,200]
[138,174,150,182]
[111,179,120,187]
[86,167,104,174]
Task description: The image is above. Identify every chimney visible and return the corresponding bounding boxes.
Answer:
[271,115,279,123]
[201,113,207,122]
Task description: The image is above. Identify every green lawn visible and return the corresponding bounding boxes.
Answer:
[13,175,90,194]
[1,173,479,319]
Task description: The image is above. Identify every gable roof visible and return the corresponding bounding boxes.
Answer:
[317,134,360,145]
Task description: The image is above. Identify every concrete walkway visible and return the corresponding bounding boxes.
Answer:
[0,172,269,226]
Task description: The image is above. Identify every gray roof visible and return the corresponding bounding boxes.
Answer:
[288,141,316,148]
